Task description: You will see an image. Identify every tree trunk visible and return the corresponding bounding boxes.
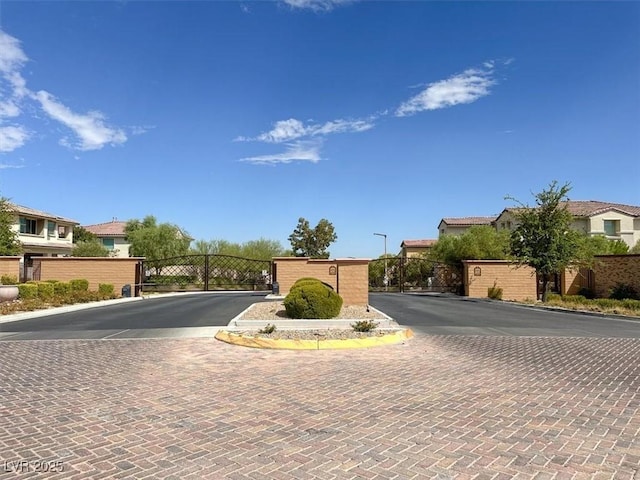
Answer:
[541,273,549,302]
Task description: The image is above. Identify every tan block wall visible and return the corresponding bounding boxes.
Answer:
[273,257,369,306]
[34,257,142,294]
[593,255,640,298]
[561,268,591,296]
[0,257,21,280]
[463,260,537,301]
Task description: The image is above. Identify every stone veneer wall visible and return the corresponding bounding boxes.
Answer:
[273,257,369,306]
[33,257,143,294]
[592,255,640,298]
[463,260,537,301]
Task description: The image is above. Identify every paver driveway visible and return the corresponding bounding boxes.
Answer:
[1,332,639,479]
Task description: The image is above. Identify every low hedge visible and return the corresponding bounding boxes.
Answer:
[284,281,343,319]
[70,279,89,292]
[17,283,38,299]
[37,282,55,300]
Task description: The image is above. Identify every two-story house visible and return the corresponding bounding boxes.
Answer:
[7,203,79,281]
[494,201,640,249]
[83,219,130,258]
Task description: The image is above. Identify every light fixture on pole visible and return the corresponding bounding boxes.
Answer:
[374,232,388,292]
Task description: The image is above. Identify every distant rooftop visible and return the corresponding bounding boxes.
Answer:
[7,202,78,224]
[502,200,640,218]
[440,216,497,226]
[401,239,438,248]
[83,220,128,237]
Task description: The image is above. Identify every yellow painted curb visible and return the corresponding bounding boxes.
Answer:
[215,329,414,350]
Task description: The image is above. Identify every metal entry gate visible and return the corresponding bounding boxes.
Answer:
[140,254,273,293]
[369,256,463,294]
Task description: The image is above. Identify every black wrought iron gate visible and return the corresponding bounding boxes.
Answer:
[140,255,273,293]
[369,256,463,294]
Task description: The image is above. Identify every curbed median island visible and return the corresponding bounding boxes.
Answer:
[215,300,414,350]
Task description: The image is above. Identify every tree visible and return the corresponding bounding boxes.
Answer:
[72,241,110,257]
[288,217,337,259]
[72,226,97,244]
[508,181,581,301]
[575,234,629,265]
[190,238,288,259]
[125,215,191,262]
[427,225,510,265]
[631,240,640,254]
[0,197,21,256]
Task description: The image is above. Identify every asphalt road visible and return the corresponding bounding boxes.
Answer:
[2,292,640,341]
[0,292,268,341]
[369,292,640,338]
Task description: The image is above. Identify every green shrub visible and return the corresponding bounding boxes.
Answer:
[37,282,55,300]
[558,295,587,304]
[98,283,115,297]
[70,279,89,291]
[17,283,38,299]
[487,283,503,300]
[258,323,276,334]
[44,279,59,284]
[609,283,639,300]
[545,293,562,303]
[284,282,343,319]
[619,299,640,311]
[1,274,18,285]
[577,287,595,299]
[54,282,71,295]
[351,320,378,332]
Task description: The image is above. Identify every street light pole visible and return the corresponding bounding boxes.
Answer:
[374,233,388,292]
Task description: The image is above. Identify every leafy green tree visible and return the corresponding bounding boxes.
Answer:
[508,181,581,301]
[72,240,110,257]
[631,240,640,254]
[0,197,21,256]
[427,226,510,265]
[72,226,97,244]
[576,235,629,264]
[190,238,287,259]
[125,215,191,262]
[288,217,337,258]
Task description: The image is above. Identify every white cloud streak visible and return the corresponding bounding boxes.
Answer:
[395,65,496,117]
[35,91,127,151]
[282,0,354,12]
[240,139,322,165]
[239,117,375,144]
[0,30,134,153]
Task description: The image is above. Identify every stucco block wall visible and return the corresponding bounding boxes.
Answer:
[593,255,640,298]
[273,257,369,306]
[33,257,142,294]
[561,268,588,296]
[0,257,21,280]
[463,260,537,301]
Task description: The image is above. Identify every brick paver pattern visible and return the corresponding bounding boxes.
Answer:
[0,335,639,479]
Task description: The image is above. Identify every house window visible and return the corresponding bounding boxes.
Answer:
[19,217,38,235]
[101,238,115,250]
[47,221,56,238]
[603,220,620,236]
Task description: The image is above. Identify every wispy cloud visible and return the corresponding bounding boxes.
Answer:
[240,139,322,165]
[0,30,135,153]
[237,117,375,144]
[282,0,355,12]
[35,91,127,151]
[395,64,497,117]
[237,60,508,165]
[0,161,25,169]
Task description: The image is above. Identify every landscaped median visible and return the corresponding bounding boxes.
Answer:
[215,328,414,350]
[215,299,414,350]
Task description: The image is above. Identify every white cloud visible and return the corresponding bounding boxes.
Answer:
[0,125,29,152]
[395,65,496,117]
[282,0,354,12]
[239,116,375,144]
[0,162,25,169]
[0,29,135,153]
[240,139,322,165]
[35,90,127,151]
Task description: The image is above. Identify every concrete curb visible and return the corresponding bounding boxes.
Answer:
[215,328,414,350]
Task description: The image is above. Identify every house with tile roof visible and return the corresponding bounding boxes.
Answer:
[494,201,640,249]
[437,216,498,237]
[83,219,130,258]
[6,202,79,281]
[399,239,438,258]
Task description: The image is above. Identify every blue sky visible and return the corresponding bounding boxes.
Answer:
[0,0,638,259]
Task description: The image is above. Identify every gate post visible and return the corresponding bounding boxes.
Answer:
[204,255,210,291]
[399,257,405,293]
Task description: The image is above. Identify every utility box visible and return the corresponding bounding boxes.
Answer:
[121,284,131,298]
[272,282,279,295]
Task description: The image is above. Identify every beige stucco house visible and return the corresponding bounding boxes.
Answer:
[494,201,640,249]
[399,239,437,258]
[7,203,78,280]
[437,216,497,237]
[83,220,131,258]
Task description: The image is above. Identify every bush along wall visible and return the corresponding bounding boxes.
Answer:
[284,278,343,319]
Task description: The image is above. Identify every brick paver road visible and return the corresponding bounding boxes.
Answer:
[1,334,639,479]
